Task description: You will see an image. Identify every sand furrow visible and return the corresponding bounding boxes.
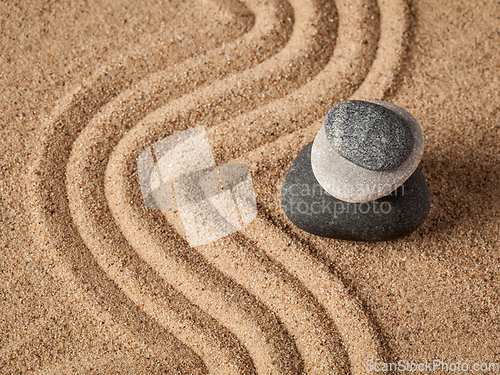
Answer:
[26,85,232,374]
[185,235,351,374]
[226,4,411,368]
[102,0,380,370]
[107,140,350,373]
[65,0,337,373]
[74,0,294,156]
[241,125,383,371]
[25,0,288,371]
[119,0,381,168]
[6,0,500,373]
[208,0,409,162]
[104,187,305,374]
[350,0,410,100]
[230,115,399,373]
[103,1,406,373]
[126,0,336,146]
[224,124,384,374]
[240,217,386,375]
[26,0,409,372]
[104,0,409,373]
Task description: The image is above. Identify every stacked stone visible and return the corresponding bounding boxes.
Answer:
[281,100,430,241]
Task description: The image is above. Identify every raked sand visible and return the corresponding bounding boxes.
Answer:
[1,0,499,373]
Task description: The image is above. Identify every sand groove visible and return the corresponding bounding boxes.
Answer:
[26,0,291,372]
[66,1,337,373]
[230,0,413,355]
[234,1,410,370]
[26,0,409,373]
[106,0,409,374]
[117,0,336,147]
[209,0,410,161]
[104,0,380,371]
[107,153,351,373]
[222,122,385,373]
[129,0,380,169]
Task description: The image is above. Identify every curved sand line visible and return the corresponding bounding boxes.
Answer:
[208,0,409,162]
[234,1,410,372]
[27,86,212,374]
[25,0,290,372]
[67,1,335,373]
[58,1,332,374]
[105,0,379,371]
[93,0,294,135]
[228,5,413,364]
[26,0,406,374]
[107,144,351,373]
[230,123,384,375]
[123,0,380,167]
[106,0,409,374]
[350,0,409,100]
[107,0,337,160]
[105,0,406,373]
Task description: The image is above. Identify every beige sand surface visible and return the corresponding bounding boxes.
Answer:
[1,0,499,373]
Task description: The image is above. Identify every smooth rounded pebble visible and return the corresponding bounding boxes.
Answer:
[311,100,424,202]
[281,142,430,241]
[325,100,413,171]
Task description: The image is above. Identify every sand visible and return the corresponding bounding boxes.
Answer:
[1,0,499,373]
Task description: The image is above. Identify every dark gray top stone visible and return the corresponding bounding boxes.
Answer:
[324,100,414,171]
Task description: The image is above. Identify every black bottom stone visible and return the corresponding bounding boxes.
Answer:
[281,142,430,241]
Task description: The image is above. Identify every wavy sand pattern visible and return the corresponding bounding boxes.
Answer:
[26,0,410,373]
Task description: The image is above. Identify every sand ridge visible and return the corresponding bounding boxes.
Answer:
[65,0,338,373]
[27,0,407,373]
[106,0,407,372]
